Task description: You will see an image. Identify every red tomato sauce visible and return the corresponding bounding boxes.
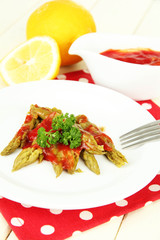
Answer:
[24,114,33,124]
[16,114,33,138]
[22,112,81,170]
[100,48,160,65]
[77,115,113,151]
[43,144,81,170]
[27,113,55,144]
[17,125,29,138]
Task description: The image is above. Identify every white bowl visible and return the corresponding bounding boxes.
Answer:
[69,33,160,100]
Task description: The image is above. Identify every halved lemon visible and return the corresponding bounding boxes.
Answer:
[0,36,61,85]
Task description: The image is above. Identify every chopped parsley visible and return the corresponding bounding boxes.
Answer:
[36,113,82,149]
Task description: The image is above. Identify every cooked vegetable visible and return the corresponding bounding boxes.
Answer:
[1,104,127,177]
[52,162,63,178]
[12,147,43,171]
[1,136,21,156]
[1,104,57,156]
[80,150,100,175]
[30,104,53,120]
[37,113,82,149]
[76,115,113,151]
[105,147,127,167]
[42,144,80,174]
[76,114,127,166]
[1,115,37,155]
[81,132,105,155]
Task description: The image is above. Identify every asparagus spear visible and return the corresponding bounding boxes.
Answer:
[67,151,79,174]
[44,144,80,176]
[76,114,127,167]
[105,147,127,167]
[1,116,37,155]
[82,132,105,155]
[76,115,113,151]
[52,152,79,177]
[30,105,62,120]
[12,147,43,171]
[1,105,61,156]
[1,105,45,155]
[80,149,100,175]
[30,104,53,120]
[1,136,21,156]
[52,162,63,177]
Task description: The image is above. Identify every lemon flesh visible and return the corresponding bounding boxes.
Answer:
[0,36,61,85]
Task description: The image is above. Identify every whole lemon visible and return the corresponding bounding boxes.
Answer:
[26,0,96,66]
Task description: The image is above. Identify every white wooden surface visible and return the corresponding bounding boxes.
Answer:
[0,0,160,239]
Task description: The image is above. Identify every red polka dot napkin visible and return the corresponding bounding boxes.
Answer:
[0,70,160,240]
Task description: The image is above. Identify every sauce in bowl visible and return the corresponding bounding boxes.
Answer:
[101,48,160,65]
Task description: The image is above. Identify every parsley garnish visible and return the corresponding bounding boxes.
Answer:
[36,113,82,149]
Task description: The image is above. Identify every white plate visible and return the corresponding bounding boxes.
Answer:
[0,80,159,210]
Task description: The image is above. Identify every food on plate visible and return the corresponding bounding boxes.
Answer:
[26,0,96,66]
[76,115,127,167]
[12,147,43,172]
[1,104,127,177]
[0,37,60,85]
[101,48,160,65]
[80,150,100,175]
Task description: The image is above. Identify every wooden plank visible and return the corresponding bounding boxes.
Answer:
[0,0,40,35]
[0,16,28,60]
[91,0,153,34]
[5,216,124,240]
[135,0,160,36]
[66,216,123,240]
[0,213,11,239]
[6,216,123,240]
[116,200,160,240]
[152,97,160,107]
[6,230,18,240]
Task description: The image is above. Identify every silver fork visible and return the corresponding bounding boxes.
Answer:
[120,120,160,149]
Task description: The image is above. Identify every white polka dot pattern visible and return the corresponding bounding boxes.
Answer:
[145,201,153,206]
[115,199,128,207]
[21,203,32,208]
[72,230,82,236]
[57,74,67,80]
[110,216,119,221]
[141,103,152,110]
[40,225,55,235]
[149,184,160,192]
[11,217,24,227]
[79,210,93,220]
[50,209,63,214]
[79,77,89,83]
[83,69,90,73]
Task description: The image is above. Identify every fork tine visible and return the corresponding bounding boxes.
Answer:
[121,134,160,149]
[121,129,160,145]
[120,120,160,139]
[120,119,160,149]
[120,125,160,141]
